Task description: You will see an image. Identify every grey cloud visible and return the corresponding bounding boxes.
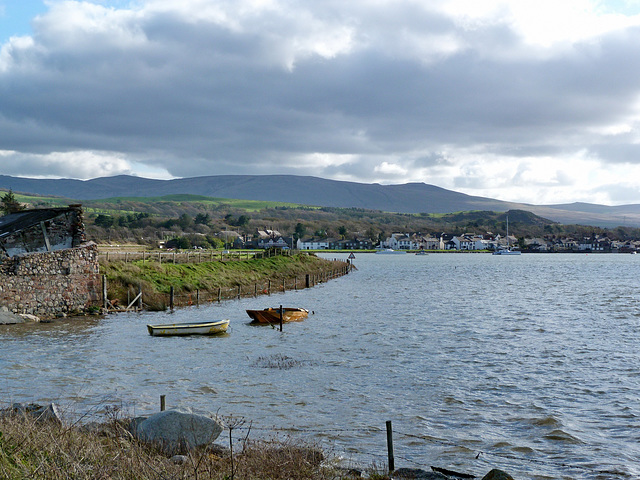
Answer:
[0,2,640,203]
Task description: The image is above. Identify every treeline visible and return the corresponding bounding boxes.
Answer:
[80,198,640,247]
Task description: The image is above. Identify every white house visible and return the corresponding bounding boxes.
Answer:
[418,236,440,250]
[382,233,420,250]
[452,235,486,250]
[297,238,331,250]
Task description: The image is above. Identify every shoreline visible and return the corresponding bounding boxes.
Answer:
[1,401,515,480]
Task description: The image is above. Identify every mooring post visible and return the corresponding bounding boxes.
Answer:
[102,275,108,309]
[196,289,200,306]
[305,274,310,288]
[268,279,271,295]
[138,285,143,310]
[279,304,283,332]
[386,420,395,473]
[170,286,174,311]
[237,285,241,299]
[218,287,221,302]
[160,395,166,412]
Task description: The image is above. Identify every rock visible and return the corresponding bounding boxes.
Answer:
[171,454,189,464]
[18,313,40,322]
[481,469,514,480]
[392,468,448,479]
[208,443,231,457]
[8,403,63,425]
[135,408,223,454]
[0,311,26,324]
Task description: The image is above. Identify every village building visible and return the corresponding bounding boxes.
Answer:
[297,238,334,250]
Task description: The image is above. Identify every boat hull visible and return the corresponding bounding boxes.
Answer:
[492,249,521,255]
[246,307,309,324]
[147,319,230,336]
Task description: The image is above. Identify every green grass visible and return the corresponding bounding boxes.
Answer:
[101,253,343,307]
[94,194,311,212]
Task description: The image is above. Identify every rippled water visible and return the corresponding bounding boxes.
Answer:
[2,253,640,479]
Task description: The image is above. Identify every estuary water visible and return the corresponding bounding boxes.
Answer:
[2,252,640,479]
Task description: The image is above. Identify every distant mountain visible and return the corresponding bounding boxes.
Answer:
[1,174,639,228]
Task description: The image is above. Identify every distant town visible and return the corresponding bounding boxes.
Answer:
[189,229,639,253]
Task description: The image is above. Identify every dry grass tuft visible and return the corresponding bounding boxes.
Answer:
[0,411,347,479]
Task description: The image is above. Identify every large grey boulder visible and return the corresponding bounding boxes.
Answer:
[481,469,514,480]
[0,311,26,324]
[135,408,224,454]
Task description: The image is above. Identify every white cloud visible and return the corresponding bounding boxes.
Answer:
[0,150,137,178]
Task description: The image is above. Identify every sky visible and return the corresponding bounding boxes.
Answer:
[2,1,640,205]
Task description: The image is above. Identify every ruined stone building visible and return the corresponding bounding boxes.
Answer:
[0,206,101,318]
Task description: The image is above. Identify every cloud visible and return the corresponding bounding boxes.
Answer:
[0,0,640,204]
[0,150,135,178]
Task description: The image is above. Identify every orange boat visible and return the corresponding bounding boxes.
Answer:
[246,307,309,324]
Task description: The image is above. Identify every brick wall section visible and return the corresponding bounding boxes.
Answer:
[0,242,101,318]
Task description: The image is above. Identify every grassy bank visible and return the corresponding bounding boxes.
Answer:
[0,411,352,480]
[101,253,348,310]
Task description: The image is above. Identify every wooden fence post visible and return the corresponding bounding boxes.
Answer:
[102,275,108,309]
[170,286,174,311]
[386,421,394,473]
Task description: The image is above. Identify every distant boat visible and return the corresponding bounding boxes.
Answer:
[493,248,521,255]
[246,307,309,324]
[415,250,428,255]
[147,319,230,336]
[375,248,407,254]
[493,216,521,256]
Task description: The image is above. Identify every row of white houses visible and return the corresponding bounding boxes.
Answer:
[297,233,512,251]
[297,232,640,252]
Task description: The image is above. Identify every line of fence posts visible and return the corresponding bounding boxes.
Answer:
[101,261,351,312]
[100,249,292,265]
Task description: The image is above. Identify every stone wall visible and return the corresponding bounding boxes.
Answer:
[0,242,101,318]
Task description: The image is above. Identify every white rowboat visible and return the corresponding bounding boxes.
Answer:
[147,319,230,336]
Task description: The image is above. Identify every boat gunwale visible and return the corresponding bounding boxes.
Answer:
[147,319,229,330]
